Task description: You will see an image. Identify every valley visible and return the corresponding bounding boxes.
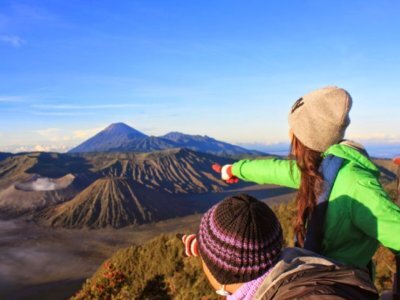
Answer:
[0,184,296,300]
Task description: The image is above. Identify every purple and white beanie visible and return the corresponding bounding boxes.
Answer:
[197,194,283,284]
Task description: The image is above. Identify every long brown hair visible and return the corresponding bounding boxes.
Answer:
[290,134,324,246]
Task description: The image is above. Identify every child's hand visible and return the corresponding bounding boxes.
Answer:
[182,234,199,257]
[212,163,239,184]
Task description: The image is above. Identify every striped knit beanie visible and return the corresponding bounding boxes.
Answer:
[197,194,283,285]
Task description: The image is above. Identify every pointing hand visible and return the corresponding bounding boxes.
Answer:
[212,163,239,184]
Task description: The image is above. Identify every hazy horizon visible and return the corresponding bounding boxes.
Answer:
[0,121,398,158]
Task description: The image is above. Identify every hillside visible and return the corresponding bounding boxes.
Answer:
[0,153,94,217]
[0,152,94,186]
[116,136,178,152]
[0,154,39,188]
[95,148,233,194]
[0,173,85,218]
[0,152,12,162]
[71,234,217,300]
[374,158,399,202]
[35,177,204,229]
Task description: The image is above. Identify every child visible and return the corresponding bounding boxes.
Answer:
[182,194,378,299]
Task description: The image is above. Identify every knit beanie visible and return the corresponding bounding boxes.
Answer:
[288,86,352,152]
[197,194,283,285]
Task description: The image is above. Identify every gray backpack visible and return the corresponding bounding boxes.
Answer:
[255,248,378,300]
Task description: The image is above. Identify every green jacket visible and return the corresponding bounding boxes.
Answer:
[232,144,400,269]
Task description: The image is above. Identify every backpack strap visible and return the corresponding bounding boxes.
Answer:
[303,155,343,253]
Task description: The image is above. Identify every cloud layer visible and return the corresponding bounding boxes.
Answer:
[0,35,25,48]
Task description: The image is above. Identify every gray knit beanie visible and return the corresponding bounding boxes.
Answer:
[288,86,352,152]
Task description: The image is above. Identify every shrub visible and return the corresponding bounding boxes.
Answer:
[71,235,217,300]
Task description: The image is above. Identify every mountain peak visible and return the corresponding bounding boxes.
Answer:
[105,122,131,131]
[68,123,148,153]
[104,123,144,134]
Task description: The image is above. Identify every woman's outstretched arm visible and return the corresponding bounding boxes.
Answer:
[231,158,301,189]
[350,177,400,255]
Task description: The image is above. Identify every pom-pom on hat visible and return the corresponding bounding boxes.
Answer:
[197,194,283,285]
[288,86,352,152]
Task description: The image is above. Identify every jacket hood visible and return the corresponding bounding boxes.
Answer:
[324,141,379,175]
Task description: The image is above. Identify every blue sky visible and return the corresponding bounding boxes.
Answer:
[0,0,399,154]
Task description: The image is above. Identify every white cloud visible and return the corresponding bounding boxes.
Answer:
[0,35,25,48]
[0,95,25,102]
[33,144,70,152]
[1,125,105,153]
[73,127,103,139]
[12,3,57,22]
[33,145,47,152]
[35,126,102,141]
[0,144,72,153]
[35,128,64,141]
[35,128,59,136]
[31,111,94,116]
[347,132,400,144]
[32,103,150,110]
[35,128,75,143]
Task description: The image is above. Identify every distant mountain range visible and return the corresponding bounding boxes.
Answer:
[68,122,263,156]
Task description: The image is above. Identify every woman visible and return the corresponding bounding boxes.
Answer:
[214,86,400,269]
[182,194,378,299]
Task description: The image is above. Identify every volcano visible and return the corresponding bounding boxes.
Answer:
[36,177,198,228]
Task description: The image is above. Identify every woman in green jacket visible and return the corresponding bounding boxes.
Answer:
[215,86,400,270]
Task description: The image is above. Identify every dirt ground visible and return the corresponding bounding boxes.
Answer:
[0,184,295,300]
